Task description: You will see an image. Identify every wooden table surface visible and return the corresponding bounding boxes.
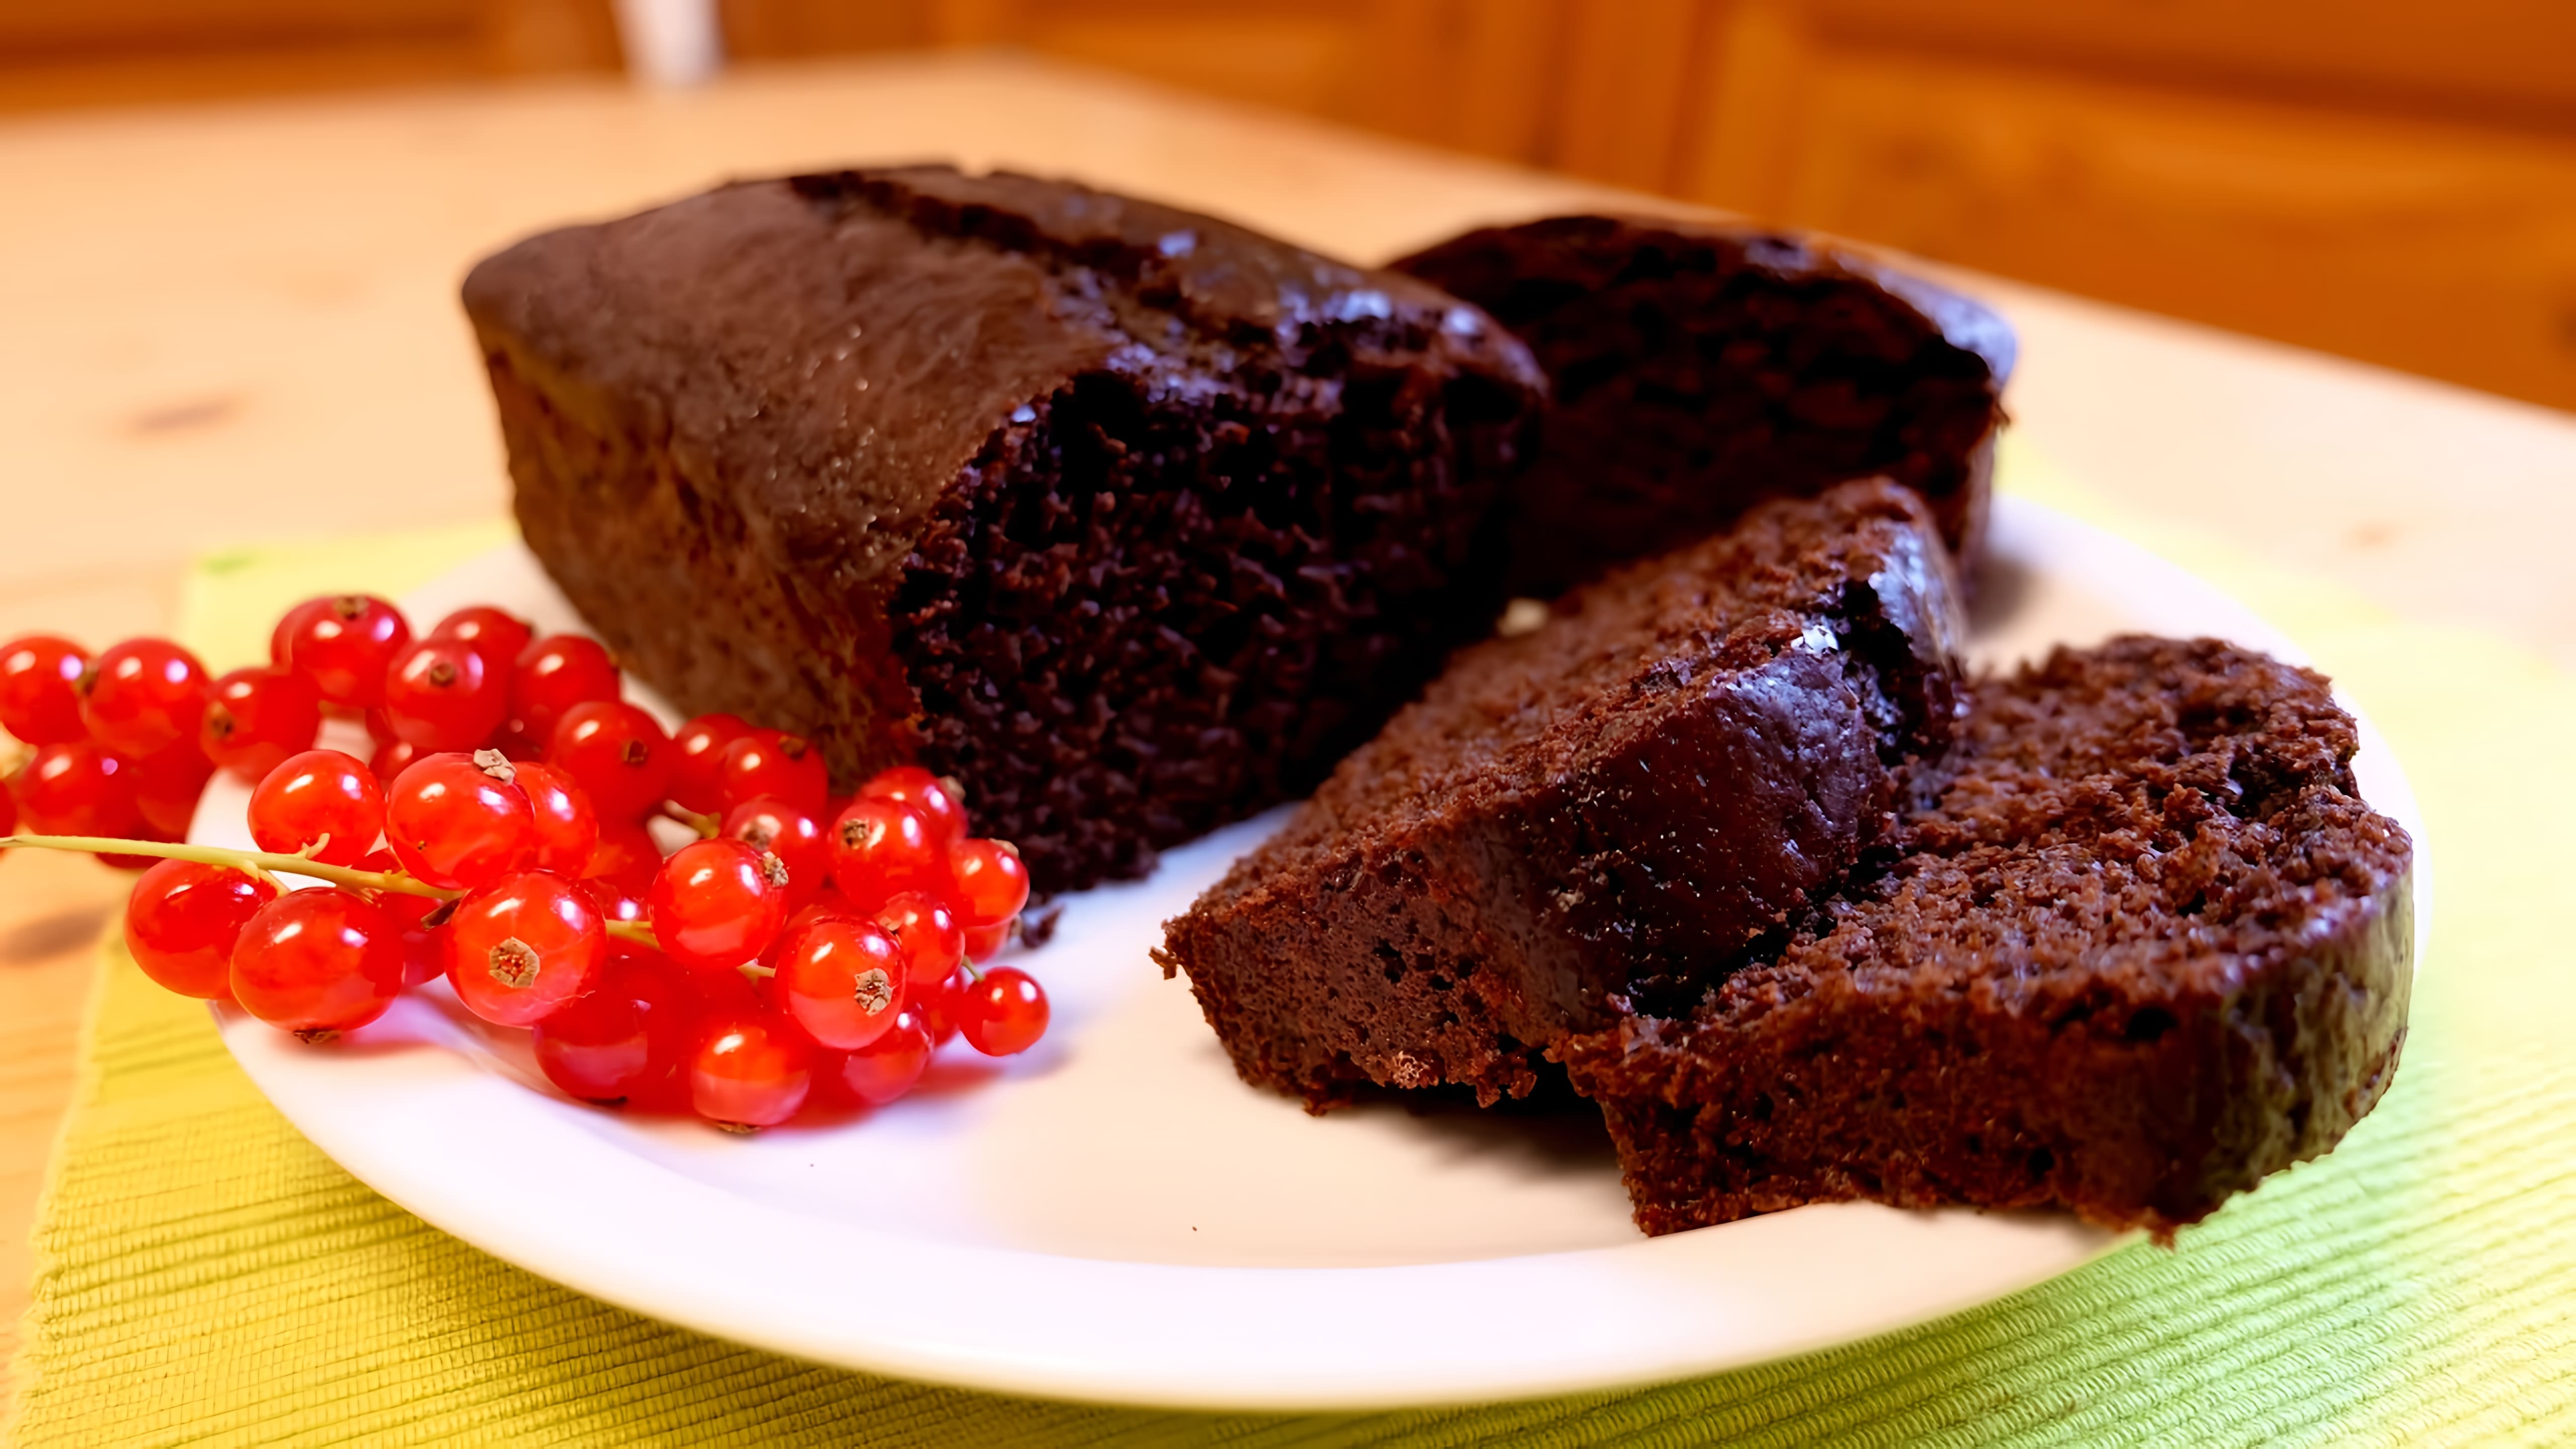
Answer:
[2,50,2573,1369]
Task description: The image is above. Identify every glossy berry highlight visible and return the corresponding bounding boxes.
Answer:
[443,872,606,1027]
[688,1012,812,1129]
[124,859,278,999]
[248,749,383,868]
[860,766,968,845]
[958,966,1050,1057]
[384,750,534,889]
[0,635,90,746]
[668,713,753,814]
[772,915,907,1050]
[718,730,828,817]
[512,760,599,875]
[829,796,948,913]
[284,596,411,709]
[382,637,509,752]
[228,888,406,1036]
[548,699,672,824]
[510,634,619,742]
[78,637,208,757]
[648,837,788,973]
[201,666,323,782]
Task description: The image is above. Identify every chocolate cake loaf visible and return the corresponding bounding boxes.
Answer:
[1393,215,2013,596]
[463,166,1545,893]
[1558,636,2414,1236]
[1156,479,1967,1107]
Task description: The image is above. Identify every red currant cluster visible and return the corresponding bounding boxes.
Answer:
[0,598,1046,1132]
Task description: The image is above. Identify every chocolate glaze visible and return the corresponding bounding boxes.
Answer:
[1393,214,2013,597]
[463,166,1545,893]
[1156,481,1966,1106]
[1558,636,2415,1237]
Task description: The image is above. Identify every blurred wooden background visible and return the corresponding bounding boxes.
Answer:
[4,0,2570,414]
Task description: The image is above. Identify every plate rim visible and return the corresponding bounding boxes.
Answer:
[197,492,2429,1410]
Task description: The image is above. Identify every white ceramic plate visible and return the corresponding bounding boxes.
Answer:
[197,494,2428,1411]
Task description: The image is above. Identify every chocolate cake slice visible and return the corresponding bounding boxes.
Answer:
[1156,479,1966,1107]
[1558,636,2414,1237]
[463,165,1545,893]
[1393,215,2013,596]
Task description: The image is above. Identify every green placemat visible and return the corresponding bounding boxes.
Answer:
[9,451,2574,1444]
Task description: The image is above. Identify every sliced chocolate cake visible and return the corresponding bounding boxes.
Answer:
[1156,479,1967,1107]
[463,166,1545,893]
[1393,215,2013,596]
[1558,636,2414,1237]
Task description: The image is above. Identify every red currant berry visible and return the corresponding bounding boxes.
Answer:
[361,852,451,989]
[381,637,509,752]
[839,1010,935,1105]
[15,741,143,838]
[510,634,619,743]
[860,765,968,845]
[130,741,215,840]
[532,957,693,1106]
[78,637,209,757]
[668,713,753,814]
[429,606,533,677]
[958,966,1050,1056]
[285,596,411,709]
[873,890,963,991]
[0,775,14,849]
[229,888,406,1036]
[647,838,788,974]
[384,750,534,889]
[444,872,605,1028]
[511,760,599,875]
[369,737,424,786]
[248,749,382,867]
[688,1012,812,1129]
[200,666,321,782]
[583,818,662,894]
[947,838,1030,930]
[577,874,649,931]
[548,699,672,824]
[905,961,965,1046]
[721,796,828,911]
[495,720,552,761]
[963,920,1011,963]
[828,796,948,913]
[0,635,90,746]
[124,859,277,998]
[269,596,333,667]
[771,915,907,1050]
[718,730,829,817]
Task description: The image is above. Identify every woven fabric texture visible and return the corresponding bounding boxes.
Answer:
[9,456,2573,1445]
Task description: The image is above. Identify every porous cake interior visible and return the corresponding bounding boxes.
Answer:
[890,351,1529,885]
[1573,637,2414,1234]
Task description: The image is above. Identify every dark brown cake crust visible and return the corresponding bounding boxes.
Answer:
[1557,637,2414,1237]
[1157,480,1966,1107]
[1392,214,2013,597]
[463,165,1545,893]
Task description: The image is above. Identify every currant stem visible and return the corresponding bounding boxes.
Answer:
[0,834,452,899]
[4,831,671,952]
[656,803,720,839]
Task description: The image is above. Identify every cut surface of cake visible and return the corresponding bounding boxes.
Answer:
[1557,636,2414,1237]
[1156,479,1967,1107]
[463,165,1545,893]
[1393,214,2013,597]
